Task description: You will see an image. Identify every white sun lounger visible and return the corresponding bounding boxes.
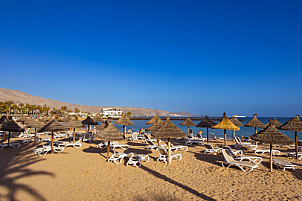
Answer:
[107,151,129,164]
[58,137,83,148]
[287,152,302,160]
[273,158,296,171]
[163,142,188,152]
[234,137,257,149]
[211,133,224,140]
[224,148,262,164]
[126,153,149,167]
[204,144,222,155]
[221,149,259,173]
[157,146,182,163]
[146,140,158,150]
[249,146,281,155]
[185,138,204,145]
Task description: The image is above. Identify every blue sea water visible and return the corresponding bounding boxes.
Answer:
[104,117,302,141]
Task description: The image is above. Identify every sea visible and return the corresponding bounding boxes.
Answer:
[93,117,302,141]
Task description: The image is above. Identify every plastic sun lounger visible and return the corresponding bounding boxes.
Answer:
[273,158,297,171]
[224,148,262,164]
[204,144,222,155]
[253,149,281,155]
[287,152,302,160]
[221,149,259,173]
[107,151,130,164]
[163,142,188,152]
[157,146,182,163]
[185,139,204,145]
[211,133,224,141]
[126,153,149,167]
[234,137,257,149]
[58,137,83,148]
[146,140,158,150]
[1,143,21,150]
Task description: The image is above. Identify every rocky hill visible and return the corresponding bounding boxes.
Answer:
[0,88,171,116]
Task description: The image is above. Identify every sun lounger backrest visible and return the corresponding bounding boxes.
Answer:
[196,134,202,138]
[147,140,155,146]
[211,133,216,139]
[234,137,241,144]
[222,149,235,163]
[158,146,167,155]
[204,144,214,150]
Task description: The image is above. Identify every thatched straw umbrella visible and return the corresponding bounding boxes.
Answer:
[279,115,302,159]
[96,120,111,132]
[93,116,104,123]
[212,112,239,146]
[115,115,133,138]
[0,117,24,150]
[196,116,216,143]
[38,119,66,153]
[146,115,163,125]
[244,114,265,135]
[146,118,164,147]
[24,119,43,143]
[265,118,282,128]
[151,117,186,165]
[95,122,124,159]
[180,117,196,136]
[39,116,49,123]
[81,116,97,132]
[65,120,84,143]
[251,123,294,172]
[230,116,243,142]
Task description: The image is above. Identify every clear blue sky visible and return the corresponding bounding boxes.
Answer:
[0,1,301,116]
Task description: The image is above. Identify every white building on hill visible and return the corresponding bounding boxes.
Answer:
[101,108,123,117]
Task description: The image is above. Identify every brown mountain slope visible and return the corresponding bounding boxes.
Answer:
[0,88,171,116]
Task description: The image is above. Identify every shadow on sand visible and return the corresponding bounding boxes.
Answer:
[0,142,54,201]
[139,165,216,201]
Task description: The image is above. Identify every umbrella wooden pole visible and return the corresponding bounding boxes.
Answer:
[7,131,10,150]
[233,130,235,142]
[187,126,189,137]
[73,128,76,143]
[224,129,227,146]
[51,132,54,154]
[87,124,90,132]
[270,143,273,172]
[34,128,37,144]
[3,132,5,143]
[107,141,110,160]
[123,126,126,139]
[207,127,209,143]
[157,137,160,147]
[168,137,171,165]
[295,131,298,159]
[255,127,257,134]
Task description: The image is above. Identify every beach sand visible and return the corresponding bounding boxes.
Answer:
[0,137,302,201]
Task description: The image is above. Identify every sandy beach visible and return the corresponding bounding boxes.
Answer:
[1,136,302,201]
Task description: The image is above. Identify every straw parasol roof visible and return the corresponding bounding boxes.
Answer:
[251,124,294,145]
[93,116,104,123]
[16,116,28,123]
[64,120,84,128]
[0,118,24,132]
[146,115,163,125]
[212,113,240,131]
[81,116,97,125]
[95,123,123,141]
[39,116,49,123]
[279,115,302,132]
[230,116,243,127]
[151,117,186,138]
[146,119,164,132]
[196,116,216,128]
[24,119,43,129]
[115,115,133,126]
[180,117,196,126]
[244,114,265,128]
[96,120,111,132]
[38,119,66,132]
[265,118,282,128]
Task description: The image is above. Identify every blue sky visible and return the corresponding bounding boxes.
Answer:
[0,1,301,116]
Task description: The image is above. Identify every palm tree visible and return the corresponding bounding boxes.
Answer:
[25,104,30,115]
[19,103,24,116]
